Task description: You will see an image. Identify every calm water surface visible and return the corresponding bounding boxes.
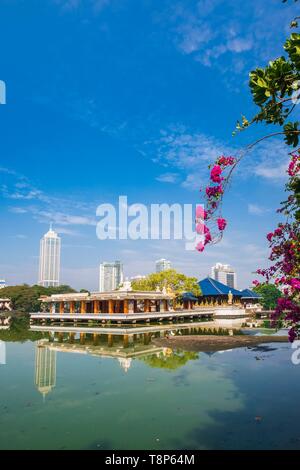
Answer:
[0,323,299,450]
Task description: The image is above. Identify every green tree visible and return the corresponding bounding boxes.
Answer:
[130,269,201,298]
[0,284,76,313]
[253,284,282,310]
[0,316,47,342]
[141,350,199,370]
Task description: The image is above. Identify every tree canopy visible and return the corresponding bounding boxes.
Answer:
[253,284,282,310]
[130,269,201,298]
[0,284,76,313]
[141,350,199,370]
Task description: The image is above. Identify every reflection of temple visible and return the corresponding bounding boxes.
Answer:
[35,340,56,400]
[31,324,200,377]
[45,330,164,365]
[118,357,132,372]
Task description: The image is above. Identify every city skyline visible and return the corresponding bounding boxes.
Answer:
[2,221,255,291]
[2,220,254,291]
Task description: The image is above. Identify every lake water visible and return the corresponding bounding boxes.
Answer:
[0,323,300,450]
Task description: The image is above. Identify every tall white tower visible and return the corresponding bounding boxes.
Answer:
[99,261,123,292]
[155,258,171,273]
[38,225,61,287]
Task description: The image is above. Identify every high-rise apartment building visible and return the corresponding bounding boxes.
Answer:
[99,261,123,292]
[155,258,171,273]
[211,263,237,289]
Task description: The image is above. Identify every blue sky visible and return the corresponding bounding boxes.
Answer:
[0,0,297,290]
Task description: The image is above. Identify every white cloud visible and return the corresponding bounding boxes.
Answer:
[250,139,289,181]
[248,203,269,216]
[34,210,96,227]
[9,207,28,214]
[227,37,253,53]
[177,24,214,54]
[2,167,97,232]
[11,234,28,239]
[156,173,179,183]
[146,125,234,190]
[54,0,111,13]
[254,163,287,180]
[55,227,81,236]
[147,128,290,191]
[165,0,297,79]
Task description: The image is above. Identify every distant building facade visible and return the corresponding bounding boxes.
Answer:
[155,258,171,273]
[99,261,123,292]
[130,275,146,282]
[211,263,237,289]
[0,279,6,289]
[38,225,61,287]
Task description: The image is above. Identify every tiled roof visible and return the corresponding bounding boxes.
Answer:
[198,277,242,297]
[240,288,261,299]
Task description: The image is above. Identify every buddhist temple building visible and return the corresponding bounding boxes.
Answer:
[197,277,243,306]
[38,289,174,315]
[193,277,261,309]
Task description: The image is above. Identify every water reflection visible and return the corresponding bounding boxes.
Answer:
[31,320,252,399]
[33,326,202,397]
[35,341,56,400]
[1,320,299,450]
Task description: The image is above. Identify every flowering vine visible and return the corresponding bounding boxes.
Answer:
[197,150,300,341]
[194,5,300,340]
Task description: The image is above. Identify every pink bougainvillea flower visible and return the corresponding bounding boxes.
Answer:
[196,223,205,234]
[266,232,273,242]
[210,165,222,183]
[290,278,300,290]
[288,328,297,343]
[206,185,223,198]
[196,241,205,252]
[195,206,207,220]
[252,280,260,287]
[217,218,227,231]
[196,223,210,235]
[288,153,300,177]
[274,227,283,237]
[217,156,236,167]
[205,231,212,244]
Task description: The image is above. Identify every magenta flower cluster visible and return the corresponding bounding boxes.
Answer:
[195,155,236,253]
[252,153,300,341]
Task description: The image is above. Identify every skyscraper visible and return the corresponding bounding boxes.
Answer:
[38,225,61,287]
[211,263,237,289]
[99,261,123,292]
[155,258,171,273]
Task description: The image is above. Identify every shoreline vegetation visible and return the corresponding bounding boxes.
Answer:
[152,335,289,352]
